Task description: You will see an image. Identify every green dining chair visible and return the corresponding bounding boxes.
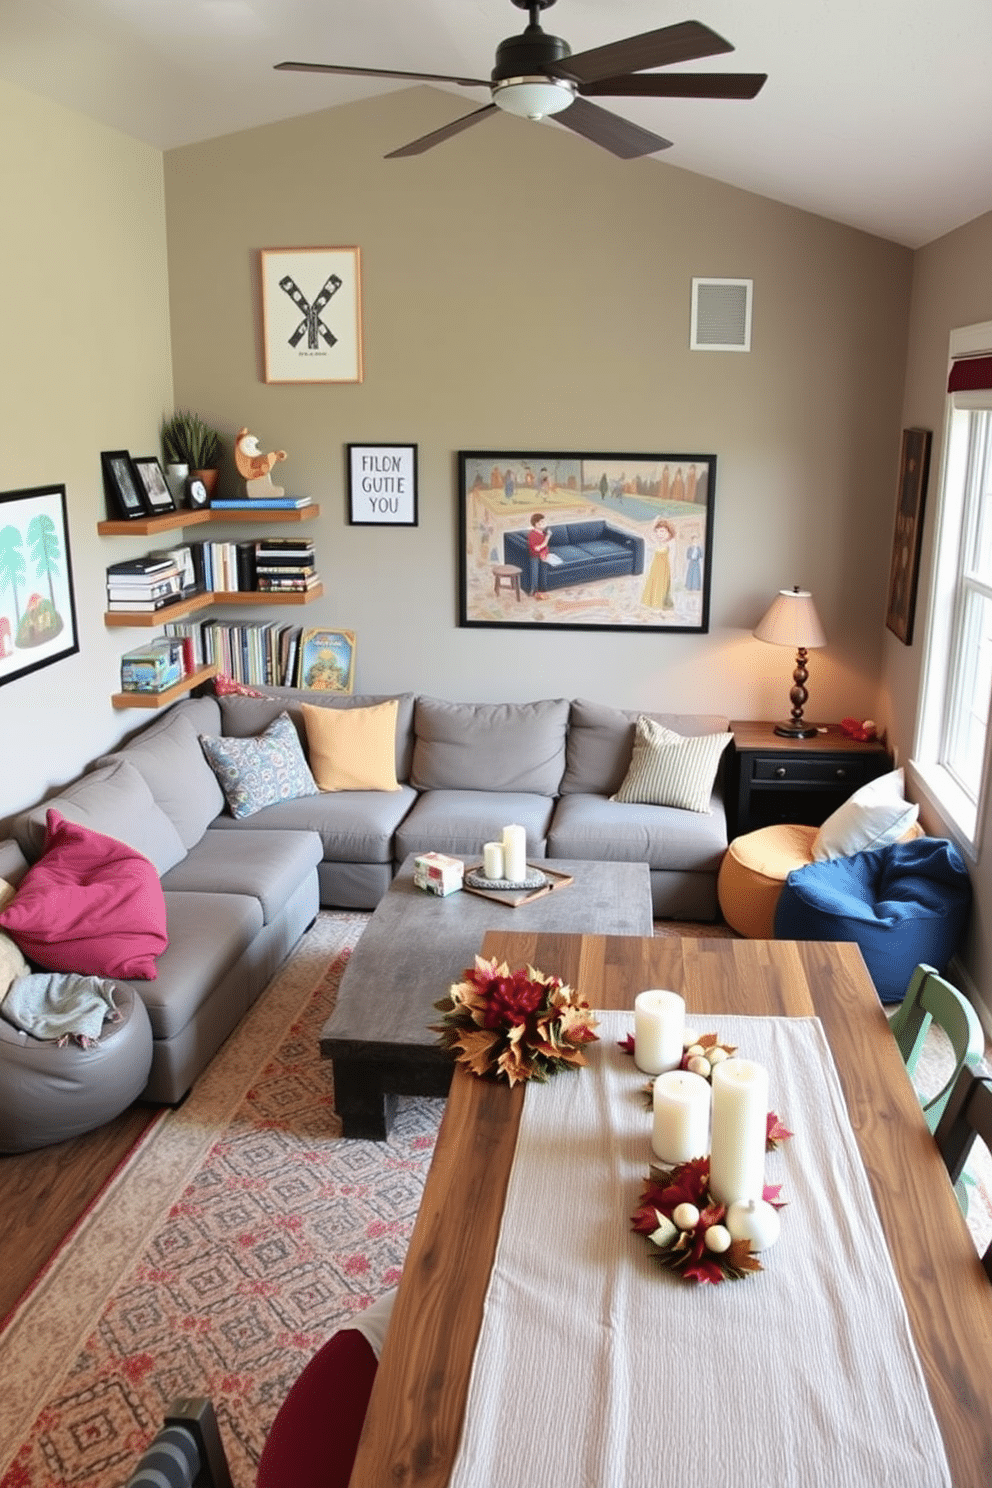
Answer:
[889,963,985,1134]
[933,1063,992,1281]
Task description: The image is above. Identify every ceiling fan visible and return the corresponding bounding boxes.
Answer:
[275,0,767,160]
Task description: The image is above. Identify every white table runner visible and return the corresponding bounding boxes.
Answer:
[448,1012,951,1488]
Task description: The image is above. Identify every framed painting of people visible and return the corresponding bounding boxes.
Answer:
[458,451,716,633]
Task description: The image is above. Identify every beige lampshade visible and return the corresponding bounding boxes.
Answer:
[753,588,826,649]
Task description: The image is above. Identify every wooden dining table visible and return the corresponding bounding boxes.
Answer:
[349,932,992,1487]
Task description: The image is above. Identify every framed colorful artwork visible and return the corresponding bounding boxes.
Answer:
[0,484,79,688]
[297,628,356,692]
[458,450,717,632]
[347,444,418,525]
[885,427,932,645]
[261,247,363,384]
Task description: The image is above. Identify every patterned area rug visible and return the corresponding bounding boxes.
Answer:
[1,912,988,1487]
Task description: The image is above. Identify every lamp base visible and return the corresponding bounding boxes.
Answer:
[773,720,821,739]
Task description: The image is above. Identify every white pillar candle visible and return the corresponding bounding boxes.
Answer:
[482,841,505,880]
[651,1069,711,1165]
[709,1058,769,1206]
[501,824,527,883]
[633,989,685,1075]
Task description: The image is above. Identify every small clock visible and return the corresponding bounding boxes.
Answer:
[186,476,209,510]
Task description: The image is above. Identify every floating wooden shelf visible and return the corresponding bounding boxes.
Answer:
[97,504,319,537]
[111,663,219,710]
[104,584,322,626]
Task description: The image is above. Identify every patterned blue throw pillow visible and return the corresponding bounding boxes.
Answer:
[199,712,318,819]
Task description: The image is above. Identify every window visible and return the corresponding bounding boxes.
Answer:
[914,322,992,849]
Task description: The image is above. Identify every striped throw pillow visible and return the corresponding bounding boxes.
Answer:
[611,717,732,813]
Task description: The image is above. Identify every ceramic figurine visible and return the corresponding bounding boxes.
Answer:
[234,426,287,498]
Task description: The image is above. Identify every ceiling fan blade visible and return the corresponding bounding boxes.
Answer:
[582,72,767,101]
[548,20,733,86]
[553,97,671,159]
[384,103,499,158]
[275,61,488,88]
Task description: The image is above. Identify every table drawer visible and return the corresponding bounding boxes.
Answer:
[750,755,874,787]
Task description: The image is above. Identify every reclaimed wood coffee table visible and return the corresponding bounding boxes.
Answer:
[320,855,653,1138]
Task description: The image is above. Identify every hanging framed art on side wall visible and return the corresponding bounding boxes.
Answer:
[0,484,79,688]
[260,247,363,384]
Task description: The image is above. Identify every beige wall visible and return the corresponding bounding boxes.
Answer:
[164,88,911,723]
[0,79,174,827]
[881,207,992,1013]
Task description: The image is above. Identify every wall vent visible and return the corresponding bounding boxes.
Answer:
[690,278,752,352]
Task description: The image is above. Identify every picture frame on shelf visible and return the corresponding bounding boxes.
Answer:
[347,444,418,526]
[297,628,356,692]
[132,454,176,514]
[885,427,932,645]
[101,449,149,520]
[458,450,717,633]
[260,247,363,385]
[0,484,79,689]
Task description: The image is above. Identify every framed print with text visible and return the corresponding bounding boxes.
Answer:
[347,444,418,526]
[261,247,363,384]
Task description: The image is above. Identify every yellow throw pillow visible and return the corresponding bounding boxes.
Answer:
[301,700,400,792]
[0,878,29,999]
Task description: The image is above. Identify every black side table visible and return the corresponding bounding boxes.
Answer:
[728,721,891,838]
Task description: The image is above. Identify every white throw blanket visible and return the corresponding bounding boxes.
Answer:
[1,972,119,1045]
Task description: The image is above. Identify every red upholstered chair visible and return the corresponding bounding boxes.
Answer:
[257,1290,395,1488]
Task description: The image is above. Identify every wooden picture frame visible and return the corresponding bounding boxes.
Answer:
[297,628,356,692]
[132,455,176,514]
[347,444,418,526]
[0,484,79,688]
[101,449,149,520]
[459,450,716,632]
[261,247,363,384]
[885,427,932,645]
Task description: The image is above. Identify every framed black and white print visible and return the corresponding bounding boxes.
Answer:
[132,455,176,514]
[458,450,717,633]
[0,484,79,688]
[261,247,363,384]
[347,444,418,526]
[101,449,149,520]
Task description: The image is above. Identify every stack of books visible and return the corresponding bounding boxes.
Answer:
[254,537,319,594]
[106,555,184,613]
[208,494,313,511]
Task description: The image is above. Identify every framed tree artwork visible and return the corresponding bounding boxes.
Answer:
[458,450,716,632]
[885,428,932,645]
[0,484,79,688]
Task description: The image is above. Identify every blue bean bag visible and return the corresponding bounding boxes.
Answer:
[773,837,972,1003]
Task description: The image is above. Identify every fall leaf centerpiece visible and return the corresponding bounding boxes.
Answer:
[632,1158,787,1285]
[433,955,599,1086]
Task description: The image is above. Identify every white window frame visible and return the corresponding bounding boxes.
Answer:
[912,319,992,856]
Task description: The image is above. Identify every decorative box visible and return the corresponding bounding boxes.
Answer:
[120,638,185,693]
[413,852,464,896]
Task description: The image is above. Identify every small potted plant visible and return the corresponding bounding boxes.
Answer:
[161,411,223,499]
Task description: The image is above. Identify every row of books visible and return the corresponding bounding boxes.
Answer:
[164,619,305,688]
[105,539,318,611]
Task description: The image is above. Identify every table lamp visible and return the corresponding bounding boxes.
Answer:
[753,586,827,738]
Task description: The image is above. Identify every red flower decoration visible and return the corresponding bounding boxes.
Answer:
[631,1158,784,1284]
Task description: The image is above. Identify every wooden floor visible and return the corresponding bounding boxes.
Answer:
[0,1101,158,1321]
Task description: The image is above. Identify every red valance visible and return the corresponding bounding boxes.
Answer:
[947,354,992,392]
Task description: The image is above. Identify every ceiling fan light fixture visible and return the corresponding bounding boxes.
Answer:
[492,75,576,119]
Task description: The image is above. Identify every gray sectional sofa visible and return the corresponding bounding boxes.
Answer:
[0,688,729,1114]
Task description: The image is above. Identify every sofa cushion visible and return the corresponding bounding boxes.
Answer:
[119,890,264,1040]
[411,698,569,795]
[394,789,554,863]
[560,699,732,796]
[161,827,323,923]
[100,706,225,850]
[811,768,918,861]
[12,758,187,874]
[216,690,416,782]
[302,699,400,792]
[207,786,417,864]
[611,716,733,813]
[0,879,29,999]
[200,712,318,819]
[548,792,727,874]
[0,810,169,980]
